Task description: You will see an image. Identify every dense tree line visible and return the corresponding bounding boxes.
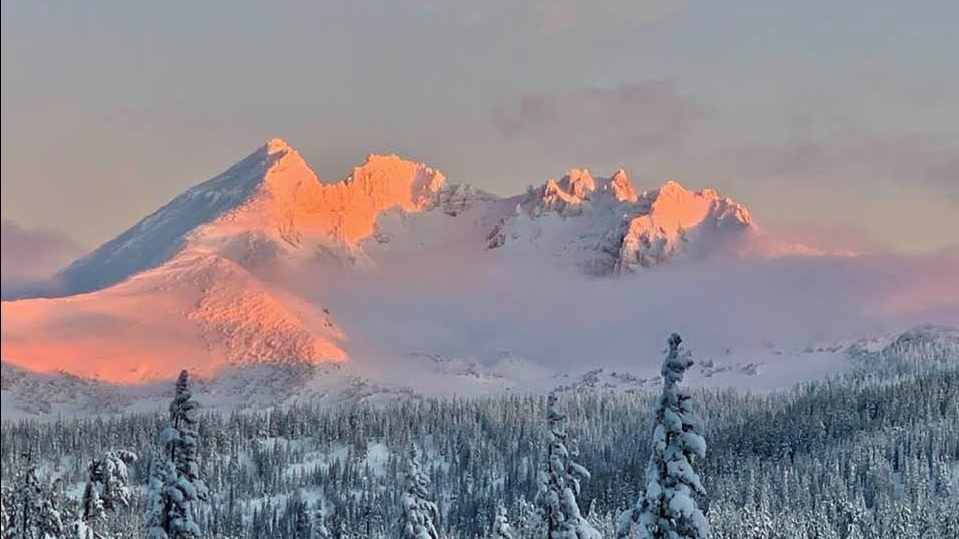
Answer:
[1,354,956,538]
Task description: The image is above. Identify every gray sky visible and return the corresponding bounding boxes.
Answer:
[2,0,957,252]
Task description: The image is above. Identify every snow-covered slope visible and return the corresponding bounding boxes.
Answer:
[57,140,446,294]
[2,251,345,383]
[847,324,959,373]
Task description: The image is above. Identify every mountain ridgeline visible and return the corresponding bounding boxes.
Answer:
[0,138,844,390]
[53,137,807,297]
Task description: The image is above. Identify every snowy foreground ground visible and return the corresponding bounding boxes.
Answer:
[1,325,957,539]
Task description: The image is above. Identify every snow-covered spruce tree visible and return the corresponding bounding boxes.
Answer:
[287,490,313,539]
[617,333,707,539]
[513,497,541,539]
[144,452,174,539]
[169,370,208,504]
[72,450,138,539]
[311,503,332,539]
[487,503,515,539]
[145,370,208,539]
[6,463,63,539]
[400,443,440,539]
[536,392,601,539]
[1,487,9,537]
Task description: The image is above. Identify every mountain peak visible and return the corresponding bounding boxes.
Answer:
[642,179,751,229]
[656,179,690,198]
[495,174,760,274]
[613,182,754,272]
[263,137,292,155]
[559,168,595,199]
[607,169,637,203]
[54,145,456,295]
[56,140,324,294]
[346,153,446,210]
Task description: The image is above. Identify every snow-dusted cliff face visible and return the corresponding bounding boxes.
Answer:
[614,180,754,272]
[485,169,770,275]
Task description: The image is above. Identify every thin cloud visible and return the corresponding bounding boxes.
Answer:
[719,114,959,199]
[489,81,707,166]
[293,248,959,375]
[762,222,891,255]
[926,156,959,200]
[1,220,83,299]
[418,0,690,37]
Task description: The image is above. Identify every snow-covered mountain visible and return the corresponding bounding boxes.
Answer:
[57,139,447,293]
[56,138,820,295]
[488,171,772,275]
[3,137,944,417]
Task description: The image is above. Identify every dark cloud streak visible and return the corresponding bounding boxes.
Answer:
[489,81,707,166]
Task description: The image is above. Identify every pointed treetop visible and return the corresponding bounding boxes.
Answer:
[668,332,682,352]
[546,392,567,426]
[408,441,419,462]
[663,332,693,386]
[170,369,200,429]
[176,369,190,392]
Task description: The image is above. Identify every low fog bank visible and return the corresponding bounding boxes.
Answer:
[280,250,959,373]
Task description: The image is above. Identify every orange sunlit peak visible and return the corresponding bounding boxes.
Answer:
[264,137,292,155]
